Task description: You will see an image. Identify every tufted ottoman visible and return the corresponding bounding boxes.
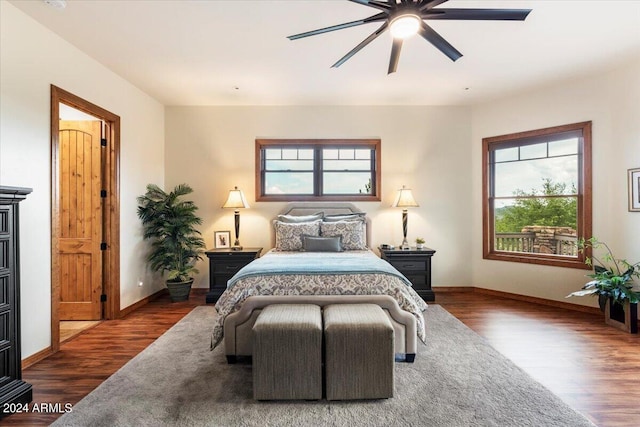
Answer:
[252,304,322,400]
[323,304,395,400]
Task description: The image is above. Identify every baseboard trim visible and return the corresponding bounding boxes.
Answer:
[22,346,53,370]
[434,286,604,316]
[433,286,475,293]
[472,287,602,315]
[119,288,168,318]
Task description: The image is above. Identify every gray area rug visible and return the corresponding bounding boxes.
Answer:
[52,305,594,427]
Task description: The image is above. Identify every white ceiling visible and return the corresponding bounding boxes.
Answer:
[11,0,640,106]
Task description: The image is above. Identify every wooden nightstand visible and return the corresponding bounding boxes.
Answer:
[205,247,262,303]
[379,246,436,302]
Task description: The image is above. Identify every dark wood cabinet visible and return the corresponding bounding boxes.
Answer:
[0,186,33,415]
[379,246,436,302]
[205,248,262,303]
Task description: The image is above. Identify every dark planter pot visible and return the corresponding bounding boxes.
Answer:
[598,294,608,312]
[166,279,193,302]
[604,298,638,334]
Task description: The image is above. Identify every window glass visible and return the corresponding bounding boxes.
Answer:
[494,147,518,162]
[264,172,314,195]
[323,172,373,194]
[519,142,547,160]
[494,156,578,197]
[548,138,578,157]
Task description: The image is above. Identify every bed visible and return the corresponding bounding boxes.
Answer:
[210,203,428,363]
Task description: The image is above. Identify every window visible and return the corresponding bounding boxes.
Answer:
[482,122,592,269]
[256,139,381,201]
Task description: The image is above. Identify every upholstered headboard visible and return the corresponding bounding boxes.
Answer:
[273,202,372,248]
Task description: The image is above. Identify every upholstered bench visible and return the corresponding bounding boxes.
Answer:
[323,304,395,400]
[252,304,322,400]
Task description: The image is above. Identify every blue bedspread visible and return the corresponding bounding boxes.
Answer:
[227,250,413,289]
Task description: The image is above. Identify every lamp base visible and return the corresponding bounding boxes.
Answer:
[400,238,411,250]
[231,245,243,251]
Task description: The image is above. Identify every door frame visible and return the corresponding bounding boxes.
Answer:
[50,85,121,353]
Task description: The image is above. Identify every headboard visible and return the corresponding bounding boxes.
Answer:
[273,202,372,248]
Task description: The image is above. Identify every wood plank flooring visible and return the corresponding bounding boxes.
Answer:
[59,320,102,343]
[437,292,640,427]
[3,289,639,426]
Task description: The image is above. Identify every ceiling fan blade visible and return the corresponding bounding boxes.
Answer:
[288,12,387,40]
[348,0,392,12]
[418,21,462,61]
[419,0,449,11]
[332,22,389,68]
[424,8,532,21]
[388,38,403,74]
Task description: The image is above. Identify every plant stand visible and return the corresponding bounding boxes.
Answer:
[605,299,638,334]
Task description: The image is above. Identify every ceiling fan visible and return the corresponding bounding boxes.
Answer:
[287,0,532,74]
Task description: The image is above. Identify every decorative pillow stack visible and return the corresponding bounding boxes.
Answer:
[273,211,367,251]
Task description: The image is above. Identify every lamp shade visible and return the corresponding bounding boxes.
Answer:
[222,186,249,209]
[392,185,419,208]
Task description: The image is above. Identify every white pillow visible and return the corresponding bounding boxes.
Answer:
[274,220,321,251]
[276,212,324,223]
[320,220,366,250]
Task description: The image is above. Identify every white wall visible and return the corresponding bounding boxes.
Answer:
[0,1,165,358]
[164,106,473,289]
[471,58,640,314]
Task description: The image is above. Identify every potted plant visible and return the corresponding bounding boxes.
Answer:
[137,183,205,302]
[415,237,425,250]
[566,237,640,333]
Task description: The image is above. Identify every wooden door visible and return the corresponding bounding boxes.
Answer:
[58,120,103,320]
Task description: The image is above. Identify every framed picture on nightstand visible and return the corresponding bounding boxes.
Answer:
[214,230,231,248]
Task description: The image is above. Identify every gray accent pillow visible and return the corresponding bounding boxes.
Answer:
[320,220,366,250]
[302,235,343,252]
[277,212,324,223]
[274,220,321,251]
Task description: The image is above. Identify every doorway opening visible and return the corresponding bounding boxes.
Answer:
[50,85,121,352]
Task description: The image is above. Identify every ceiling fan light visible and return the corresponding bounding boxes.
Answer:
[390,14,421,39]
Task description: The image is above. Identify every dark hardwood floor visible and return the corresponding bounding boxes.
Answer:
[438,292,640,427]
[3,289,639,426]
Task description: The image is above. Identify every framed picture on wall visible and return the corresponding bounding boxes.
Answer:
[629,168,640,212]
[214,230,231,249]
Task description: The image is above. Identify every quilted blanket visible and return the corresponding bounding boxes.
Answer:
[211,250,428,348]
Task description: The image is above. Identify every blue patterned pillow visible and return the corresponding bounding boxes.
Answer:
[320,221,366,250]
[274,220,321,251]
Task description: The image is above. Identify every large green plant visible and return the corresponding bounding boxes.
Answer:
[566,237,640,305]
[137,184,205,282]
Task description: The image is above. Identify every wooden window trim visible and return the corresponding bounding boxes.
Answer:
[482,122,592,269]
[255,139,381,202]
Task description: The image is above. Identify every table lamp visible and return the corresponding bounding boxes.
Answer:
[392,185,419,250]
[222,186,249,250]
